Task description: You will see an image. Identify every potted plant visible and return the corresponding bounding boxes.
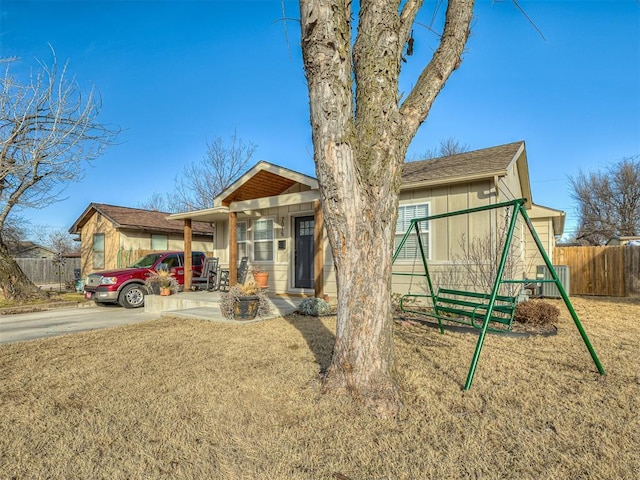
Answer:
[249,265,269,288]
[145,269,179,296]
[220,281,271,320]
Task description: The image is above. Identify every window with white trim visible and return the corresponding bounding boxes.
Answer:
[253,218,274,261]
[151,234,168,250]
[93,233,105,269]
[237,221,247,259]
[395,203,430,260]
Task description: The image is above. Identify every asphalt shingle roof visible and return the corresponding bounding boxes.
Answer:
[401,141,524,185]
[75,204,214,235]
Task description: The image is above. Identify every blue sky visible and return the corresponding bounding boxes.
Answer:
[1,0,639,240]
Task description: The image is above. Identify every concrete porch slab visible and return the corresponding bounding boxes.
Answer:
[144,290,301,323]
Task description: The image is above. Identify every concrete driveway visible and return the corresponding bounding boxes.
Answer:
[0,304,159,345]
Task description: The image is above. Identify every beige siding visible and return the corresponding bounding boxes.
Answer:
[392,177,533,296]
[79,212,119,274]
[78,211,215,274]
[397,180,496,263]
[526,218,554,278]
[497,161,524,202]
[211,201,337,297]
[201,168,555,299]
[115,230,212,253]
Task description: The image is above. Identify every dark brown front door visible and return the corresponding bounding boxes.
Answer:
[294,216,314,289]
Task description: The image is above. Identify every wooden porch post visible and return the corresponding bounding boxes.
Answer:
[184,218,193,290]
[314,199,324,297]
[229,211,238,287]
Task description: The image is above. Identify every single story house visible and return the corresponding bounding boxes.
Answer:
[168,141,565,297]
[7,241,57,259]
[69,204,215,275]
[606,236,640,246]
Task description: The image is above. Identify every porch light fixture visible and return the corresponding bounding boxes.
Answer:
[281,217,285,237]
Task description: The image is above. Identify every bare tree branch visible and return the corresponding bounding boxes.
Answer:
[172,131,257,211]
[0,51,118,301]
[399,0,474,135]
[569,155,640,245]
[408,136,469,161]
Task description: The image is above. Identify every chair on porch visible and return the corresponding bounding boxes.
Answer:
[191,257,219,291]
[218,256,249,291]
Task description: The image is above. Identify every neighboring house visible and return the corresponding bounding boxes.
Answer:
[7,241,57,259]
[524,204,566,274]
[8,242,82,284]
[168,141,565,297]
[606,236,640,246]
[69,204,215,275]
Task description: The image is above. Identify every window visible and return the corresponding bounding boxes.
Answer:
[151,234,168,251]
[237,221,247,259]
[395,203,430,260]
[158,254,180,270]
[253,218,274,261]
[93,233,105,269]
[191,253,204,268]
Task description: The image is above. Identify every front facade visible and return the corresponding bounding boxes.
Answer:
[69,204,215,275]
[169,141,565,297]
[168,163,330,295]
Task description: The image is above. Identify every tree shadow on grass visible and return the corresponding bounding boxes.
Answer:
[285,314,336,373]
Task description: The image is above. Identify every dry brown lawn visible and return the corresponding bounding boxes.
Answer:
[1,296,638,479]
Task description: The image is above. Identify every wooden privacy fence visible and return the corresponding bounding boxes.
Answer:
[554,246,640,297]
[15,257,82,285]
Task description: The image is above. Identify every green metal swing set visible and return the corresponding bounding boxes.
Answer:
[392,197,605,390]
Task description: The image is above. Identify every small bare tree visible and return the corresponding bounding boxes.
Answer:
[569,156,640,245]
[47,228,79,255]
[410,136,470,161]
[0,53,119,301]
[136,192,176,213]
[172,132,257,211]
[0,214,26,248]
[448,231,525,297]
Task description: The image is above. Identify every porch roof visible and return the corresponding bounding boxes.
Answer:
[167,161,319,223]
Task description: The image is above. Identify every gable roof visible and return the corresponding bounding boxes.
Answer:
[217,161,318,206]
[69,203,214,235]
[402,141,531,201]
[6,241,56,257]
[528,204,566,237]
[169,141,544,222]
[168,161,320,223]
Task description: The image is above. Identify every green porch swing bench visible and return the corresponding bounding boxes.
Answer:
[400,288,518,334]
[392,197,605,390]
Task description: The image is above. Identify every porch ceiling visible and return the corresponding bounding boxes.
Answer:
[221,170,297,206]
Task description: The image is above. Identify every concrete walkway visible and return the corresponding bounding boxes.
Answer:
[144,290,302,323]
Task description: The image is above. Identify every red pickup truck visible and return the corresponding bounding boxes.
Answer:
[84,251,206,308]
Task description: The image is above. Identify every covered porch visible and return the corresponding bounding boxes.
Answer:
[167,162,331,298]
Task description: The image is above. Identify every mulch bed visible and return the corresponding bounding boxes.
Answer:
[394,312,557,337]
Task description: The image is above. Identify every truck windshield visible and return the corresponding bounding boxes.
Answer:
[129,254,163,268]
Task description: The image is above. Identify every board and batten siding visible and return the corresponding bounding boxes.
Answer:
[79,212,119,275]
[392,180,511,295]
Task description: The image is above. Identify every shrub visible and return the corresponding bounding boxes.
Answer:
[219,282,271,319]
[514,300,560,326]
[298,297,332,316]
[145,269,179,293]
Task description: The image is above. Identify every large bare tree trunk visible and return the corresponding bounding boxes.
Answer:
[300,0,473,416]
[0,243,45,302]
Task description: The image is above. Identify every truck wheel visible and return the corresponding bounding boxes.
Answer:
[119,284,146,308]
